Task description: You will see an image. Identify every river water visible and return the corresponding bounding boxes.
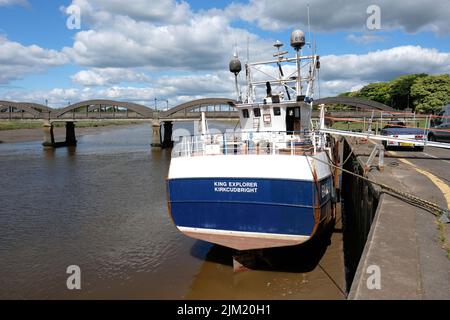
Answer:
[0,123,345,299]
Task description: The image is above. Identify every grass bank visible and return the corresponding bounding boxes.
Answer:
[0,120,143,131]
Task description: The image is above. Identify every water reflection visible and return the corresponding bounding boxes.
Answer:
[0,123,344,299]
[185,222,344,300]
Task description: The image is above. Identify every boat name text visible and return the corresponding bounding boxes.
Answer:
[214,181,258,193]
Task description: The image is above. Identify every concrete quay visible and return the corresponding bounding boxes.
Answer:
[344,138,450,299]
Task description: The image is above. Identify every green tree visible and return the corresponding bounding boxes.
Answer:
[410,74,450,113]
[388,73,427,110]
[357,82,391,105]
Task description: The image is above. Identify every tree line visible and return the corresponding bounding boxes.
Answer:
[338,74,450,113]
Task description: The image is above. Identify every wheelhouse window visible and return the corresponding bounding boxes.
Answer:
[273,107,281,116]
[242,109,249,118]
[254,108,261,117]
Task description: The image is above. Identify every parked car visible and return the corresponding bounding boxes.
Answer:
[381,121,425,151]
[428,104,450,142]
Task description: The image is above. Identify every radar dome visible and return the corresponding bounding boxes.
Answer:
[229,55,242,75]
[290,29,305,51]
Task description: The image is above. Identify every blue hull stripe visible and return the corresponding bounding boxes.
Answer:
[168,177,333,236]
[171,202,316,235]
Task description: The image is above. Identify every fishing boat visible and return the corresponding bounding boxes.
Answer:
[166,29,337,251]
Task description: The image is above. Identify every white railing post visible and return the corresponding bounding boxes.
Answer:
[319,104,326,130]
[423,115,430,141]
[187,136,191,157]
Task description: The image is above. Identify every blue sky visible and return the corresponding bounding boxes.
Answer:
[1,0,450,107]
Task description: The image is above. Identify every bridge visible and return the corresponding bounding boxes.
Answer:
[0,97,394,148]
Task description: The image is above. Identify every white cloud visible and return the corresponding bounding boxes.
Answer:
[321,45,450,83]
[0,0,29,7]
[71,68,150,86]
[63,0,192,26]
[2,71,238,107]
[226,0,450,35]
[3,44,450,106]
[346,34,385,44]
[63,17,268,70]
[311,45,450,96]
[318,80,369,97]
[62,1,271,70]
[0,36,68,84]
[60,0,450,77]
[155,74,234,99]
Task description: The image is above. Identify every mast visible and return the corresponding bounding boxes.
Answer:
[231,29,319,105]
[290,30,306,99]
[296,49,302,96]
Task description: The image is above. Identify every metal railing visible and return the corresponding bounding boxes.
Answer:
[172,130,326,158]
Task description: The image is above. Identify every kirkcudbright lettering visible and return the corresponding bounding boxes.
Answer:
[213,181,258,193]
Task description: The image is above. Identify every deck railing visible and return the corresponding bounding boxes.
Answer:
[172,130,326,158]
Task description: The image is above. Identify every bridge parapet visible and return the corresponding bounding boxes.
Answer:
[159,98,237,120]
[0,101,46,119]
[52,99,155,119]
[313,97,394,111]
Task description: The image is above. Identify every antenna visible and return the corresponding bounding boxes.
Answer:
[246,36,255,103]
[307,4,311,49]
[314,34,321,99]
[246,36,250,62]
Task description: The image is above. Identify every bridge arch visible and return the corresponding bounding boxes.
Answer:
[0,101,42,117]
[313,97,394,111]
[53,99,155,118]
[161,98,237,119]
[20,102,54,113]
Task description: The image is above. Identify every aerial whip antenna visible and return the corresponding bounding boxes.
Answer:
[307,4,312,49]
[246,36,250,62]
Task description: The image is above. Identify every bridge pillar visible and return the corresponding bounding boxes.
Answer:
[42,121,55,147]
[42,121,77,148]
[151,121,163,148]
[65,121,77,146]
[162,121,174,149]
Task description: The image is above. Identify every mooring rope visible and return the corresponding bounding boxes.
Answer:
[309,151,449,218]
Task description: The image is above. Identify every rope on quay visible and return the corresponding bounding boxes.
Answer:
[310,152,449,220]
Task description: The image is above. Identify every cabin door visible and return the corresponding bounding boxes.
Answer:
[286,107,301,134]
